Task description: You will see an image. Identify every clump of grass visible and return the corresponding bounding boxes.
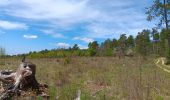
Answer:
[156,95,164,100]
[56,71,71,87]
[59,84,78,100]
[81,91,93,100]
[36,96,43,100]
[94,73,112,86]
[48,86,57,99]
[64,56,71,65]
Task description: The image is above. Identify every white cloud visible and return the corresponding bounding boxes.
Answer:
[0,20,28,30]
[0,0,104,27]
[1,0,93,22]
[52,43,87,49]
[73,37,94,43]
[0,0,154,38]
[41,29,65,38]
[54,43,70,48]
[23,35,38,39]
[78,44,88,49]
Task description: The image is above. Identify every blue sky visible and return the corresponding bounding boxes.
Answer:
[0,0,155,55]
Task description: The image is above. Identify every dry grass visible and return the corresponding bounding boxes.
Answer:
[0,57,170,100]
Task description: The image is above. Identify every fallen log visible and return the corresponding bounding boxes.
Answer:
[0,57,48,100]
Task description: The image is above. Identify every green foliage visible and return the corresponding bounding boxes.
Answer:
[112,38,118,48]
[160,29,169,56]
[153,32,160,41]
[103,48,113,56]
[117,34,127,56]
[72,44,79,51]
[103,39,113,49]
[127,35,135,48]
[99,39,114,56]
[146,0,170,29]
[88,41,99,56]
[147,0,170,62]
[7,28,170,58]
[135,30,151,56]
[88,47,97,56]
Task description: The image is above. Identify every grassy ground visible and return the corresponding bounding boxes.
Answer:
[0,57,170,100]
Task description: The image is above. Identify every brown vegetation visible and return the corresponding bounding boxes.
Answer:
[0,57,170,100]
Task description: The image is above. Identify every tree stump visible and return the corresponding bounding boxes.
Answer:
[0,57,49,100]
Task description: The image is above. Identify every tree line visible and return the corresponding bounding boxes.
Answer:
[7,28,169,60]
[2,0,170,64]
[13,0,170,62]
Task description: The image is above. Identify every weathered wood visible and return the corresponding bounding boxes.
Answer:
[0,70,15,84]
[0,57,46,100]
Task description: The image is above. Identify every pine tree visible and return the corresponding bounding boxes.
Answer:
[72,44,79,50]
[152,28,160,54]
[127,35,135,48]
[117,34,127,57]
[101,39,113,56]
[135,30,151,58]
[160,29,169,56]
[88,41,99,56]
[147,0,170,63]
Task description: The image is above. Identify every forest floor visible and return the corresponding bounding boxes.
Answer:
[0,57,170,100]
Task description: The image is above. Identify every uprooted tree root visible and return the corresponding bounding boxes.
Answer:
[0,70,49,100]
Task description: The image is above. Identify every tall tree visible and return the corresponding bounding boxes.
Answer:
[117,34,127,57]
[127,35,135,48]
[72,44,79,50]
[160,29,169,55]
[152,28,160,54]
[135,30,151,58]
[146,0,170,29]
[101,39,113,56]
[147,0,170,63]
[112,39,118,48]
[126,35,135,56]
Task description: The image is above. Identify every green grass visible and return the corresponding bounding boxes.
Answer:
[0,57,170,100]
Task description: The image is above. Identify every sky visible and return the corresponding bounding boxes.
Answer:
[0,0,155,55]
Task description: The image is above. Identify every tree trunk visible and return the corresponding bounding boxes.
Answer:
[163,0,169,30]
[163,0,170,48]
[163,0,170,63]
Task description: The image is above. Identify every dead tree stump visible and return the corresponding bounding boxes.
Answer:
[0,57,48,100]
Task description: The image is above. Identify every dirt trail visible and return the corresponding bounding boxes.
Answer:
[155,58,170,73]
